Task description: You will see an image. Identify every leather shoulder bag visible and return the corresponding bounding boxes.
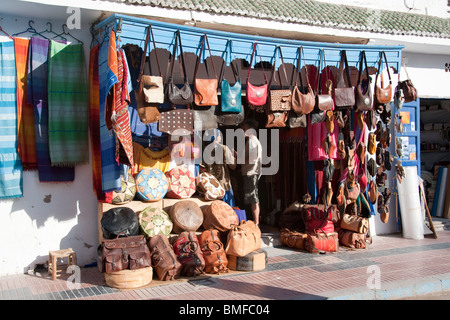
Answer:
[291,46,315,115]
[165,30,193,106]
[374,51,393,105]
[246,42,268,112]
[134,25,163,124]
[219,40,242,113]
[193,33,219,107]
[315,50,334,112]
[355,50,373,111]
[396,58,418,103]
[334,50,355,109]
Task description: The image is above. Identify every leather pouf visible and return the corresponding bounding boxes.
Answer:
[169,200,204,233]
[196,172,225,200]
[101,207,139,239]
[202,200,239,232]
[165,166,196,199]
[105,171,136,205]
[135,168,169,202]
[227,249,267,271]
[105,267,153,289]
[139,206,173,237]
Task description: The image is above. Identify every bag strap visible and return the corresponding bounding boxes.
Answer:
[137,25,151,92]
[167,30,189,85]
[316,50,330,94]
[375,51,392,87]
[219,39,240,84]
[357,50,370,85]
[268,45,290,89]
[246,42,268,85]
[337,50,352,89]
[290,46,309,89]
[194,33,218,81]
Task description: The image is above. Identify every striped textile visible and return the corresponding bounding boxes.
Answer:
[89,44,104,199]
[14,37,37,170]
[0,39,23,199]
[99,31,121,192]
[28,37,74,182]
[47,40,89,166]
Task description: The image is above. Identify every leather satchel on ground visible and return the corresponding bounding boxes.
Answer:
[225,220,261,257]
[193,34,219,107]
[374,51,393,105]
[290,47,315,115]
[165,30,193,106]
[246,42,268,110]
[172,231,206,277]
[301,204,337,234]
[355,50,373,111]
[280,229,308,250]
[334,50,355,109]
[148,234,182,281]
[305,232,339,253]
[338,229,368,249]
[97,234,151,273]
[198,229,229,274]
[340,213,369,234]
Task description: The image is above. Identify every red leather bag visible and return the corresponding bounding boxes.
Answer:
[301,204,335,234]
[246,42,268,110]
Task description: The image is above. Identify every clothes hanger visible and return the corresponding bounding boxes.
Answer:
[12,20,49,39]
[0,26,13,39]
[41,22,67,41]
[54,24,83,45]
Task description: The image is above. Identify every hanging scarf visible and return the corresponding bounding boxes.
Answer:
[99,31,120,192]
[89,44,104,199]
[0,39,23,199]
[28,37,75,182]
[14,37,37,170]
[47,40,89,166]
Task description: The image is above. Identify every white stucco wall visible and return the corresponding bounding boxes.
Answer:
[0,1,448,275]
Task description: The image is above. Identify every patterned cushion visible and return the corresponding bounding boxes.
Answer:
[166,166,196,199]
[196,172,225,201]
[106,171,136,205]
[135,168,169,202]
[139,206,173,237]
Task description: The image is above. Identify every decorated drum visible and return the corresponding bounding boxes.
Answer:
[139,206,173,237]
[165,166,196,199]
[106,171,136,205]
[135,168,169,202]
[196,172,225,201]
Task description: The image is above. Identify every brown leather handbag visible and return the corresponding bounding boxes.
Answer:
[172,231,206,277]
[374,51,392,104]
[338,229,368,249]
[225,220,261,257]
[202,200,239,232]
[148,234,182,281]
[355,50,373,111]
[280,228,308,250]
[397,59,418,103]
[134,25,163,124]
[97,234,151,273]
[165,30,193,106]
[198,229,229,274]
[340,213,369,234]
[193,34,219,107]
[305,232,339,253]
[334,50,355,109]
[290,46,315,115]
[315,50,334,111]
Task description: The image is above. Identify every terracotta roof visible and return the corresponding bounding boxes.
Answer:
[102,0,450,39]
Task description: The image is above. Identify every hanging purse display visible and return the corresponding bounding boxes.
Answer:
[134,25,163,124]
[287,110,307,128]
[266,46,290,128]
[219,40,242,113]
[396,58,418,103]
[315,50,334,112]
[355,50,373,111]
[334,50,355,109]
[165,30,194,106]
[193,33,219,107]
[246,42,268,112]
[158,107,194,136]
[290,46,315,115]
[374,51,393,105]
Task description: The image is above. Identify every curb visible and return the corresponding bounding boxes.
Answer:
[325,273,450,300]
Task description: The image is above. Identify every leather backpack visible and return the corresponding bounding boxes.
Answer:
[198,229,229,274]
[148,234,182,281]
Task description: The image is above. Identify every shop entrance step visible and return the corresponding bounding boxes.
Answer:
[260,224,281,248]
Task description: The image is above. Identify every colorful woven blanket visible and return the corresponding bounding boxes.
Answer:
[47,40,89,166]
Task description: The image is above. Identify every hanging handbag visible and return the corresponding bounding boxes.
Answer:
[134,25,163,124]
[158,107,194,136]
[374,51,393,105]
[397,59,418,103]
[219,40,242,113]
[290,46,315,115]
[315,50,334,112]
[165,30,194,106]
[193,33,219,107]
[334,50,355,109]
[246,42,268,111]
[355,50,373,111]
[287,110,307,128]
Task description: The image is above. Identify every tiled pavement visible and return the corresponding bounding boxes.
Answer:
[1,230,450,301]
